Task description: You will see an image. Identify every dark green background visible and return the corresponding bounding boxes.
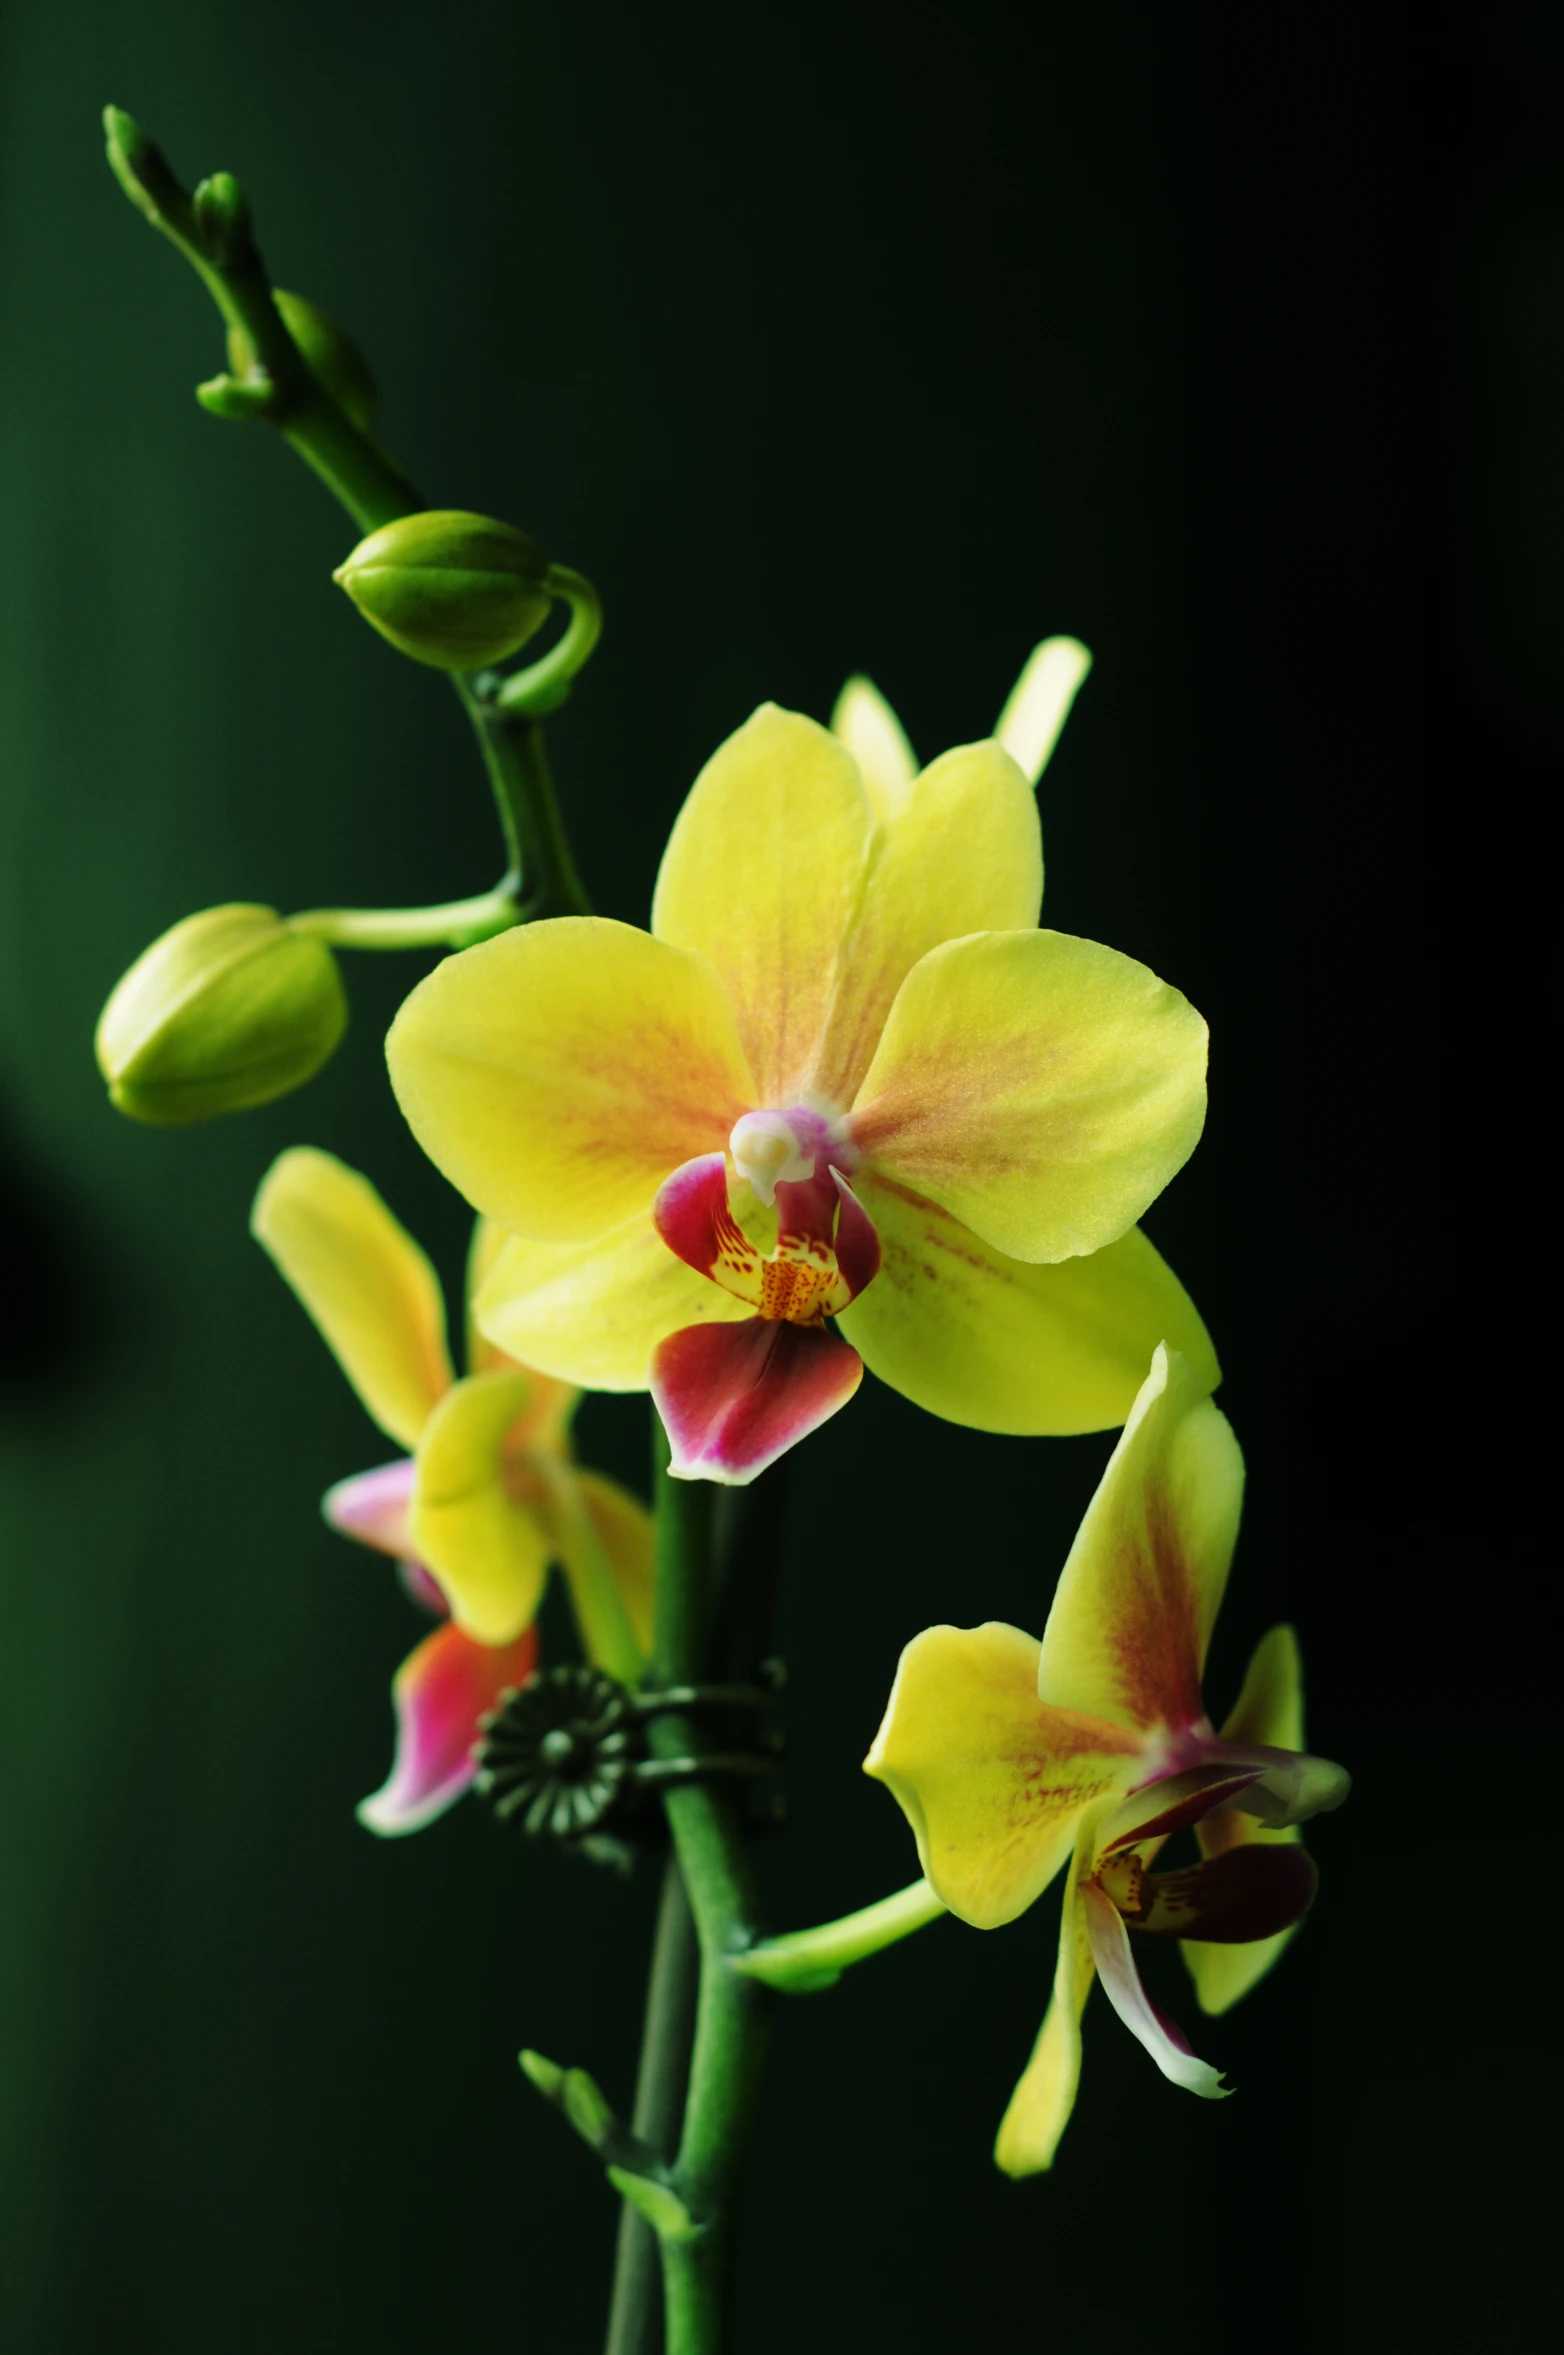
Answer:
[2,3,1554,2348]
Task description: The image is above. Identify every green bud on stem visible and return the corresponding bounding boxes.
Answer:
[96,904,348,1125]
[334,510,552,672]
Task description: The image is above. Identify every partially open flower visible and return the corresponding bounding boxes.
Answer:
[96,903,346,1124]
[865,1344,1349,2170]
[253,1148,652,1834]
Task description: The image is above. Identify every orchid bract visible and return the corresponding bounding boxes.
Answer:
[89,104,1355,2355]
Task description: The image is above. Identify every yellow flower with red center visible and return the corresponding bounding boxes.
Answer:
[386,650,1215,1480]
[252,1148,651,1831]
[865,1344,1349,2168]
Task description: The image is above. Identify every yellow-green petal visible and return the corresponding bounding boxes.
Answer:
[408,1368,551,1643]
[852,929,1208,1265]
[829,674,918,822]
[388,918,755,1244]
[807,741,1043,1107]
[837,1174,1219,1435]
[475,1212,755,1392]
[252,1147,452,1450]
[863,1622,1140,1930]
[993,637,1092,785]
[994,1822,1102,2176]
[1183,1623,1307,2016]
[651,705,874,1105]
[1038,1343,1243,1735]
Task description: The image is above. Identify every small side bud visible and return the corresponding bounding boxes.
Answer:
[103,104,184,225]
[228,290,378,431]
[334,510,552,672]
[192,172,253,267]
[96,904,347,1126]
[196,373,277,422]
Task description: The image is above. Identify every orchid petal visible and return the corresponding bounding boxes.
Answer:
[852,930,1208,1265]
[475,1212,755,1392]
[993,637,1092,785]
[408,1369,552,1643]
[651,705,874,1105]
[993,1823,1101,2176]
[830,674,917,821]
[397,1558,449,1617]
[387,918,755,1244]
[1097,1762,1267,1856]
[655,1154,767,1306]
[807,741,1044,1106]
[651,1317,863,1484]
[252,1148,452,1449]
[838,1173,1219,1434]
[323,1458,418,1558]
[1083,1883,1229,2098]
[863,1623,1140,1929]
[462,1215,581,1459]
[357,1618,539,1838]
[1039,1344,1243,1735]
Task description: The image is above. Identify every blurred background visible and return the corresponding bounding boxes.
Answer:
[1,3,1555,2348]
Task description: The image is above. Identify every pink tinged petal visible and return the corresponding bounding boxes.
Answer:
[1112,1843,1319,1941]
[396,1558,450,1618]
[1082,1884,1230,2098]
[1099,1762,1266,1854]
[655,1154,766,1307]
[828,1169,881,1300]
[323,1460,418,1558]
[357,1618,540,1838]
[651,1317,863,1485]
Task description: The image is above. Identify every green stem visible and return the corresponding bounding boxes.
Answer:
[287,880,519,950]
[604,1862,698,2355]
[641,1439,774,2355]
[496,566,604,717]
[732,1879,947,1992]
[457,694,592,918]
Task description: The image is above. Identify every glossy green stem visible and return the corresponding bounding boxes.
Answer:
[605,1860,698,2355]
[733,1878,948,1991]
[287,881,519,950]
[628,1444,773,2355]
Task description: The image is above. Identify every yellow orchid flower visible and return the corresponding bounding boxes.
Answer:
[865,1343,1349,2170]
[251,1147,652,1832]
[386,646,1213,1482]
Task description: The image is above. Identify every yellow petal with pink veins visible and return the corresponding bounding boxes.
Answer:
[864,1622,1140,1930]
[851,927,1208,1266]
[651,704,875,1105]
[1038,1343,1243,1736]
[837,1172,1219,1435]
[830,674,918,822]
[1184,1623,1309,2016]
[252,1147,453,1451]
[408,1369,552,1644]
[808,741,1044,1106]
[994,1816,1105,2176]
[475,1212,756,1392]
[388,917,756,1244]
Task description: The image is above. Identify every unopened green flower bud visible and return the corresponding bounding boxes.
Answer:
[333,510,553,672]
[96,905,348,1126]
[227,289,378,432]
